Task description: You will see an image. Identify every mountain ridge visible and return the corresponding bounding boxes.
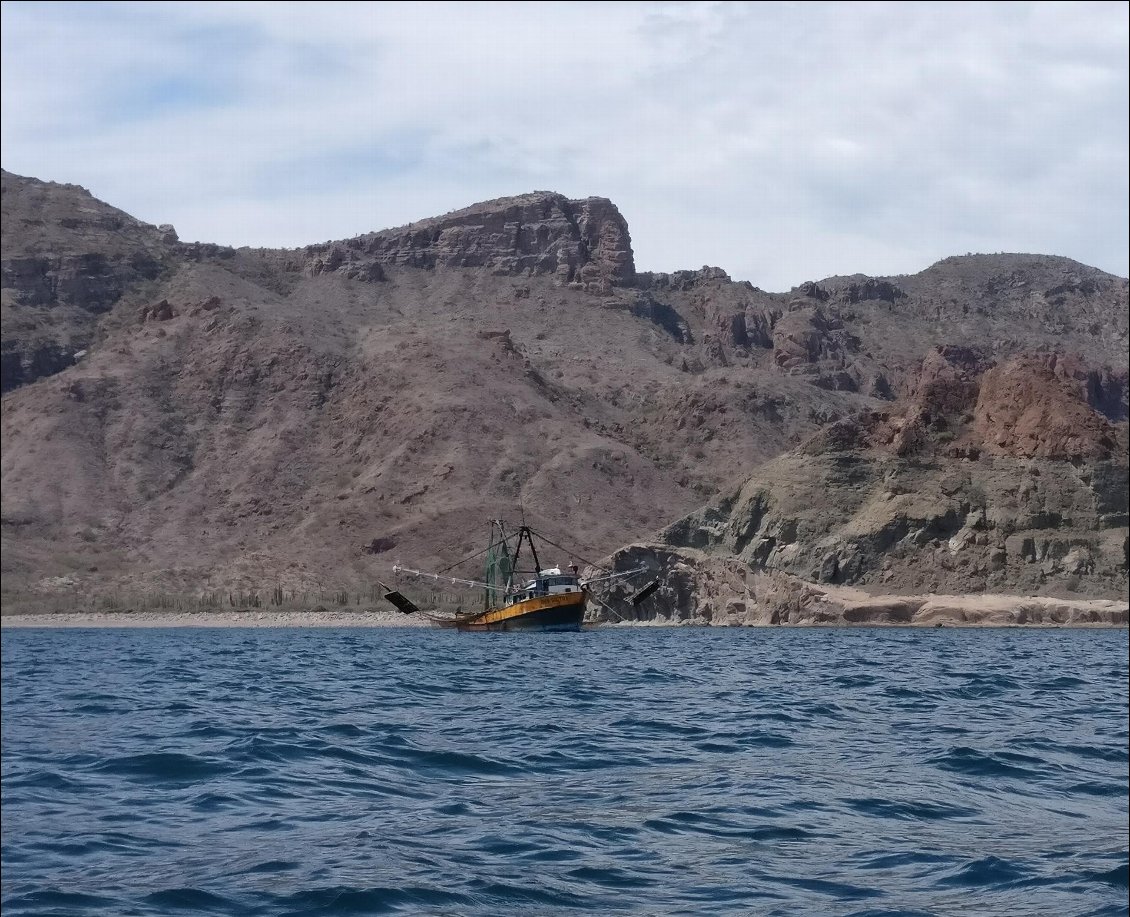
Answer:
[2,170,1126,610]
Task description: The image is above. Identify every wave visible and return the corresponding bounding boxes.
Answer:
[844,796,980,820]
[91,751,230,783]
[935,855,1031,887]
[930,746,1047,779]
[1084,862,1130,889]
[2,626,1126,917]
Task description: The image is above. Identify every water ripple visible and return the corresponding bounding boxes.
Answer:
[2,626,1127,916]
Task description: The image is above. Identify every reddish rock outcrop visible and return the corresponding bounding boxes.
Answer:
[655,347,1128,604]
[973,354,1119,461]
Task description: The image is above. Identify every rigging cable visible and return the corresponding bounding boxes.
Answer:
[433,527,522,575]
[524,528,605,570]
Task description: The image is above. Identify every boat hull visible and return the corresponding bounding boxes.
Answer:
[447,591,586,632]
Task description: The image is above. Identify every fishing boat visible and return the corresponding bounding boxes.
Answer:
[383,521,651,632]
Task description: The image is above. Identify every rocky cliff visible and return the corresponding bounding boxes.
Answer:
[303,192,635,292]
[1,170,177,391]
[590,349,1128,624]
[587,544,1128,627]
[1,171,1127,609]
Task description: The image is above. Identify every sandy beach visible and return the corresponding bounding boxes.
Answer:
[3,590,1126,629]
[0,609,430,629]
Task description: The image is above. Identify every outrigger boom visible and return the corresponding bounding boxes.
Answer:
[382,522,654,632]
[392,563,649,590]
[391,567,508,593]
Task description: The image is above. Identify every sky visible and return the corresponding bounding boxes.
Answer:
[2,1,1127,291]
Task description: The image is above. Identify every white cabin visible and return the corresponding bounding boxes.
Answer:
[505,566,581,605]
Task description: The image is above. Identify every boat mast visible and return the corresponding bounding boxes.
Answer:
[484,520,514,611]
[503,525,543,597]
[523,526,543,576]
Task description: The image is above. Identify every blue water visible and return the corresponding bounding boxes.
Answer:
[2,627,1127,917]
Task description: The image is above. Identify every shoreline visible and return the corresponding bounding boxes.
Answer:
[0,609,430,629]
[3,584,1126,631]
[2,610,1126,630]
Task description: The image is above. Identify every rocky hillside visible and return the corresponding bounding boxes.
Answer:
[1,170,178,391]
[592,349,1128,624]
[2,170,1127,606]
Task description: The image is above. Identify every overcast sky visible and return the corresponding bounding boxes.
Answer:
[2,1,1127,291]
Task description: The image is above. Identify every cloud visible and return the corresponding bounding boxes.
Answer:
[2,0,1126,290]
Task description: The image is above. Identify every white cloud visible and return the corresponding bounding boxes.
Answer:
[2,0,1126,290]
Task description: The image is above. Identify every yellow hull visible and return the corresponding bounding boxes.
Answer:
[445,591,587,632]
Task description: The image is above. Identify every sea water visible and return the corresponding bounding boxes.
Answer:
[2,626,1127,916]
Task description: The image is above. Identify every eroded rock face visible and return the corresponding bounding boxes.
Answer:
[772,306,856,369]
[585,543,1128,627]
[1,339,76,392]
[831,277,907,305]
[654,352,1129,600]
[903,345,989,414]
[1,170,175,391]
[1084,367,1128,422]
[2,251,164,313]
[1,172,173,311]
[302,192,635,293]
